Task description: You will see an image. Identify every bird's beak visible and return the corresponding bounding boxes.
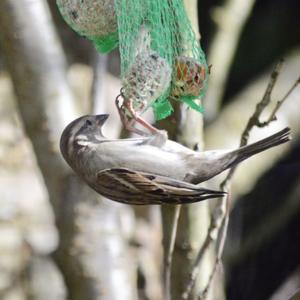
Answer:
[95,114,109,126]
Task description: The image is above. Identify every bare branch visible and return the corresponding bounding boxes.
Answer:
[0,1,137,299]
[205,0,256,119]
[182,15,283,299]
[179,59,298,299]
[262,76,300,126]
[204,53,300,196]
[222,59,284,187]
[161,1,215,299]
[181,198,227,300]
[198,197,230,300]
[239,59,284,146]
[163,205,181,300]
[198,61,297,299]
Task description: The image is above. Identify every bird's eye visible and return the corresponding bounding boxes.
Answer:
[85,120,92,127]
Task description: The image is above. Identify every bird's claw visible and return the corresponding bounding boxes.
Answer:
[116,89,162,137]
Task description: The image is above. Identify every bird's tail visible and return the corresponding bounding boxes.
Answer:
[229,127,291,167]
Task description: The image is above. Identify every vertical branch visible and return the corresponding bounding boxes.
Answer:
[225,59,284,182]
[196,61,283,299]
[162,205,181,300]
[161,1,215,299]
[0,1,137,299]
[194,60,297,300]
[205,0,256,120]
[0,0,77,214]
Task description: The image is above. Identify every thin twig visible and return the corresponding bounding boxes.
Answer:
[162,1,206,299]
[164,204,182,300]
[181,228,212,299]
[198,193,231,300]
[241,58,284,140]
[196,60,297,299]
[205,59,285,297]
[223,58,284,186]
[181,199,226,299]
[263,76,300,126]
[181,59,297,299]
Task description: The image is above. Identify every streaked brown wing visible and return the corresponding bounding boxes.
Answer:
[96,168,226,205]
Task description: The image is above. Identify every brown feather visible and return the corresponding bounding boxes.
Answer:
[95,168,226,205]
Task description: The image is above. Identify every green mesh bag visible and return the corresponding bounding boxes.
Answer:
[56,0,118,53]
[115,0,209,120]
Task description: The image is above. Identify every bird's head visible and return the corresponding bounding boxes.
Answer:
[60,114,109,164]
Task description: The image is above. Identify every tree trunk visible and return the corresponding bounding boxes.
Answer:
[161,1,219,299]
[0,1,137,299]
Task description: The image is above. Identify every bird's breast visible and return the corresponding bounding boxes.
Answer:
[89,142,188,181]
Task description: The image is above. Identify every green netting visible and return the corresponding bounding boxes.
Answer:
[115,0,209,120]
[57,0,209,120]
[56,0,118,53]
[91,31,119,54]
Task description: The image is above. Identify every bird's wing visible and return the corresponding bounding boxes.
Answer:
[96,168,226,205]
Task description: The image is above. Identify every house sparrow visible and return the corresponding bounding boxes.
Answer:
[171,56,210,98]
[116,26,172,136]
[60,114,291,205]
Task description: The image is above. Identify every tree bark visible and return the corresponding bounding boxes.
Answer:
[204,0,255,120]
[0,1,137,299]
[161,1,218,299]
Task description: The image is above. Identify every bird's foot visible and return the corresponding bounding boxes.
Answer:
[116,93,162,137]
